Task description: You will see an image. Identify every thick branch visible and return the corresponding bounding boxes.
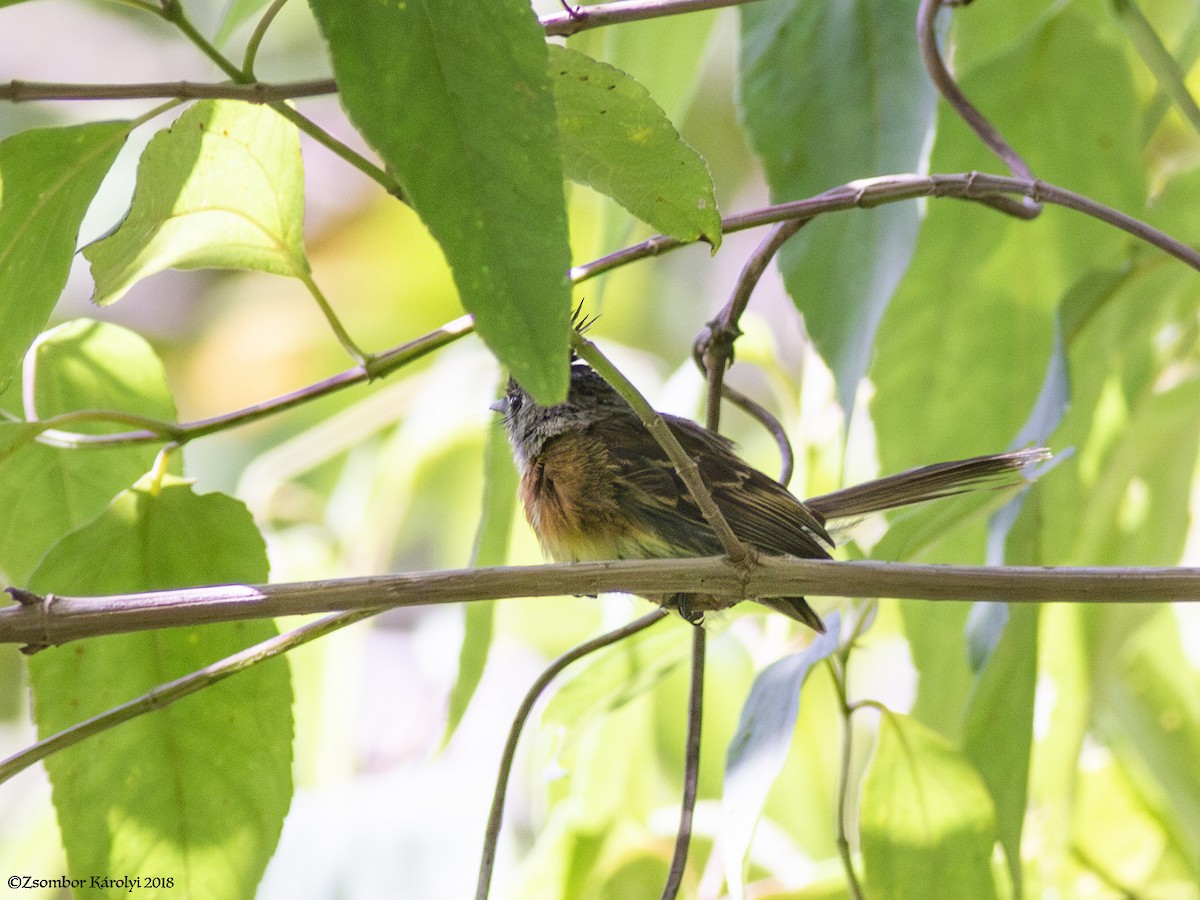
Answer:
[3,558,1198,648]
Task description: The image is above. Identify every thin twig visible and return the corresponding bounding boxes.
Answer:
[32,315,474,450]
[3,558,1200,647]
[543,0,767,36]
[0,608,379,785]
[661,624,706,899]
[474,610,668,900]
[0,79,337,103]
[572,172,1200,282]
[693,219,807,482]
[242,0,292,79]
[915,0,1040,219]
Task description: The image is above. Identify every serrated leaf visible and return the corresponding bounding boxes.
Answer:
[550,45,720,248]
[861,713,999,900]
[0,121,128,389]
[29,478,291,900]
[84,100,307,306]
[0,319,174,586]
[308,0,571,403]
[739,0,935,412]
[720,613,840,900]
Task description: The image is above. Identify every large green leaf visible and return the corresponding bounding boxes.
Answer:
[739,0,935,412]
[29,478,291,900]
[0,319,173,586]
[550,45,720,248]
[861,712,999,899]
[308,0,572,403]
[85,101,307,305]
[0,122,128,389]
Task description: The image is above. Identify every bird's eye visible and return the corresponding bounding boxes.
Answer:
[507,392,523,413]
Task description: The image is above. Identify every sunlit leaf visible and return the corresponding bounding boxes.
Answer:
[85,100,307,305]
[29,477,291,900]
[861,712,999,899]
[720,613,840,900]
[0,121,127,388]
[1090,610,1200,876]
[0,319,173,586]
[542,616,684,746]
[308,0,572,403]
[550,45,720,248]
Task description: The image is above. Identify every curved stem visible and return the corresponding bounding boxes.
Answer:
[915,0,1040,218]
[297,269,370,366]
[474,610,668,900]
[243,0,292,78]
[660,624,706,900]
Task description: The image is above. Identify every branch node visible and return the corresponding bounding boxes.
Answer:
[5,586,42,607]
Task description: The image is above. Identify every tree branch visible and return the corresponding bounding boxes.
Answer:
[3,558,1198,649]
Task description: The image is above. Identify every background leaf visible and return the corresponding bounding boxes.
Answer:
[720,613,840,900]
[738,0,936,412]
[308,0,572,403]
[861,712,999,900]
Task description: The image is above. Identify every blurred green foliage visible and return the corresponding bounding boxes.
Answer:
[0,0,1198,898]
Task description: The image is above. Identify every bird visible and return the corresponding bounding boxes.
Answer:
[494,356,1050,633]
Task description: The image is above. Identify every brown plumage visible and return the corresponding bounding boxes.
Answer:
[496,359,1050,633]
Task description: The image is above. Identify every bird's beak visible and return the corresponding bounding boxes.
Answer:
[489,398,509,414]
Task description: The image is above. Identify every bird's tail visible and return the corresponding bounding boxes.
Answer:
[805,448,1051,522]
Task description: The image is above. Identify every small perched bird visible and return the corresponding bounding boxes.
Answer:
[494,357,1049,633]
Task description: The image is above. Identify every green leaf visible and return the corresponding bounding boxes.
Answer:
[739,0,935,412]
[0,319,174,586]
[720,613,840,900]
[443,400,518,746]
[84,100,307,305]
[0,121,128,388]
[1090,610,1200,875]
[871,6,1143,476]
[861,712,999,899]
[29,478,291,900]
[308,0,572,403]
[962,605,1039,898]
[542,616,685,746]
[549,45,720,248]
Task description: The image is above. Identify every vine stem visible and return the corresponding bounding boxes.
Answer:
[660,624,706,900]
[474,610,668,900]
